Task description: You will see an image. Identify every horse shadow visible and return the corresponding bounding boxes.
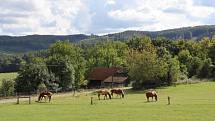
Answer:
[35,101,50,103]
[144,100,157,103]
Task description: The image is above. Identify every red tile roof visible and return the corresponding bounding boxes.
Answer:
[88,67,123,81]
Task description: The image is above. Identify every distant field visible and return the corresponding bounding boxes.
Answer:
[0,82,215,121]
[0,72,18,83]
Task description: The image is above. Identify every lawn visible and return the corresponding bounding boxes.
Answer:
[0,82,215,121]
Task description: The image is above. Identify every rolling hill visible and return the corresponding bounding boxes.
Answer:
[0,25,215,53]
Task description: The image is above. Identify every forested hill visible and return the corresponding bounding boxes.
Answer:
[1,25,215,53]
[0,34,91,53]
[107,25,215,41]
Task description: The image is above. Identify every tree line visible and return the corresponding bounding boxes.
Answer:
[1,36,215,94]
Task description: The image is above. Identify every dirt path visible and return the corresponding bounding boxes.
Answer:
[0,91,93,104]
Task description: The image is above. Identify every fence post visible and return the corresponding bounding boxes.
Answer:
[29,96,31,104]
[91,97,93,105]
[168,96,170,105]
[17,96,19,104]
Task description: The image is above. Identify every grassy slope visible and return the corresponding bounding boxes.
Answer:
[0,72,18,84]
[0,82,215,121]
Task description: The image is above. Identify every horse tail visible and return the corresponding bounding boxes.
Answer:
[154,93,158,101]
[108,92,111,99]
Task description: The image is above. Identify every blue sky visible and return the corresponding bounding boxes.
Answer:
[0,0,215,35]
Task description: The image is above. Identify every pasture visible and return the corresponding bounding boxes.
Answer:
[0,72,18,84]
[0,82,215,121]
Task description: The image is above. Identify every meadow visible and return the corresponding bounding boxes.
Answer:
[0,82,214,121]
[0,72,18,83]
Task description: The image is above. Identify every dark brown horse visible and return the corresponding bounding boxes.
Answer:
[146,90,157,102]
[38,91,53,102]
[110,89,124,98]
[97,90,112,100]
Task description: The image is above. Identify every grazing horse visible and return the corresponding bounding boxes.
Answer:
[146,90,157,102]
[38,91,53,102]
[110,89,125,98]
[97,90,112,100]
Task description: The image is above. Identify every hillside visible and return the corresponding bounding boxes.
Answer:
[107,25,215,41]
[0,25,215,53]
[0,34,91,53]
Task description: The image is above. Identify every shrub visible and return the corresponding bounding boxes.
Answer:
[37,83,47,93]
[0,79,15,96]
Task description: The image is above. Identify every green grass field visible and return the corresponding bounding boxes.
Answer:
[0,72,18,82]
[0,82,215,121]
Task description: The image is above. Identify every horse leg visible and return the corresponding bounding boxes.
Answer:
[104,95,106,100]
[98,94,100,100]
[122,93,124,98]
[49,96,51,102]
[44,96,47,102]
[147,97,149,102]
[38,96,40,102]
[38,95,42,102]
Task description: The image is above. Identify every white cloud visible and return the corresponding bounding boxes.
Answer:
[0,0,89,35]
[0,0,214,35]
[108,0,215,31]
[106,0,116,5]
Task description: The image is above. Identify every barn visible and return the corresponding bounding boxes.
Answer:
[87,67,128,88]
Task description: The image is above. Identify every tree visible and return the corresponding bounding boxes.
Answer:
[47,41,85,90]
[0,79,15,96]
[127,36,155,53]
[178,50,192,65]
[187,57,203,77]
[86,41,128,69]
[208,42,215,64]
[128,51,167,89]
[197,58,212,78]
[167,57,180,84]
[15,57,51,92]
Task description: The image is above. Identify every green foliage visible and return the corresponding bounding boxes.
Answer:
[0,79,15,96]
[178,50,192,65]
[208,40,215,64]
[5,34,215,91]
[187,57,203,77]
[37,83,47,93]
[166,57,180,84]
[47,41,85,90]
[86,41,128,69]
[197,58,212,78]
[15,57,51,92]
[128,50,168,89]
[127,36,155,53]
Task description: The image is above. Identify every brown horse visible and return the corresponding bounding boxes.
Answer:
[97,90,112,100]
[110,89,124,98]
[146,90,157,102]
[38,91,53,102]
